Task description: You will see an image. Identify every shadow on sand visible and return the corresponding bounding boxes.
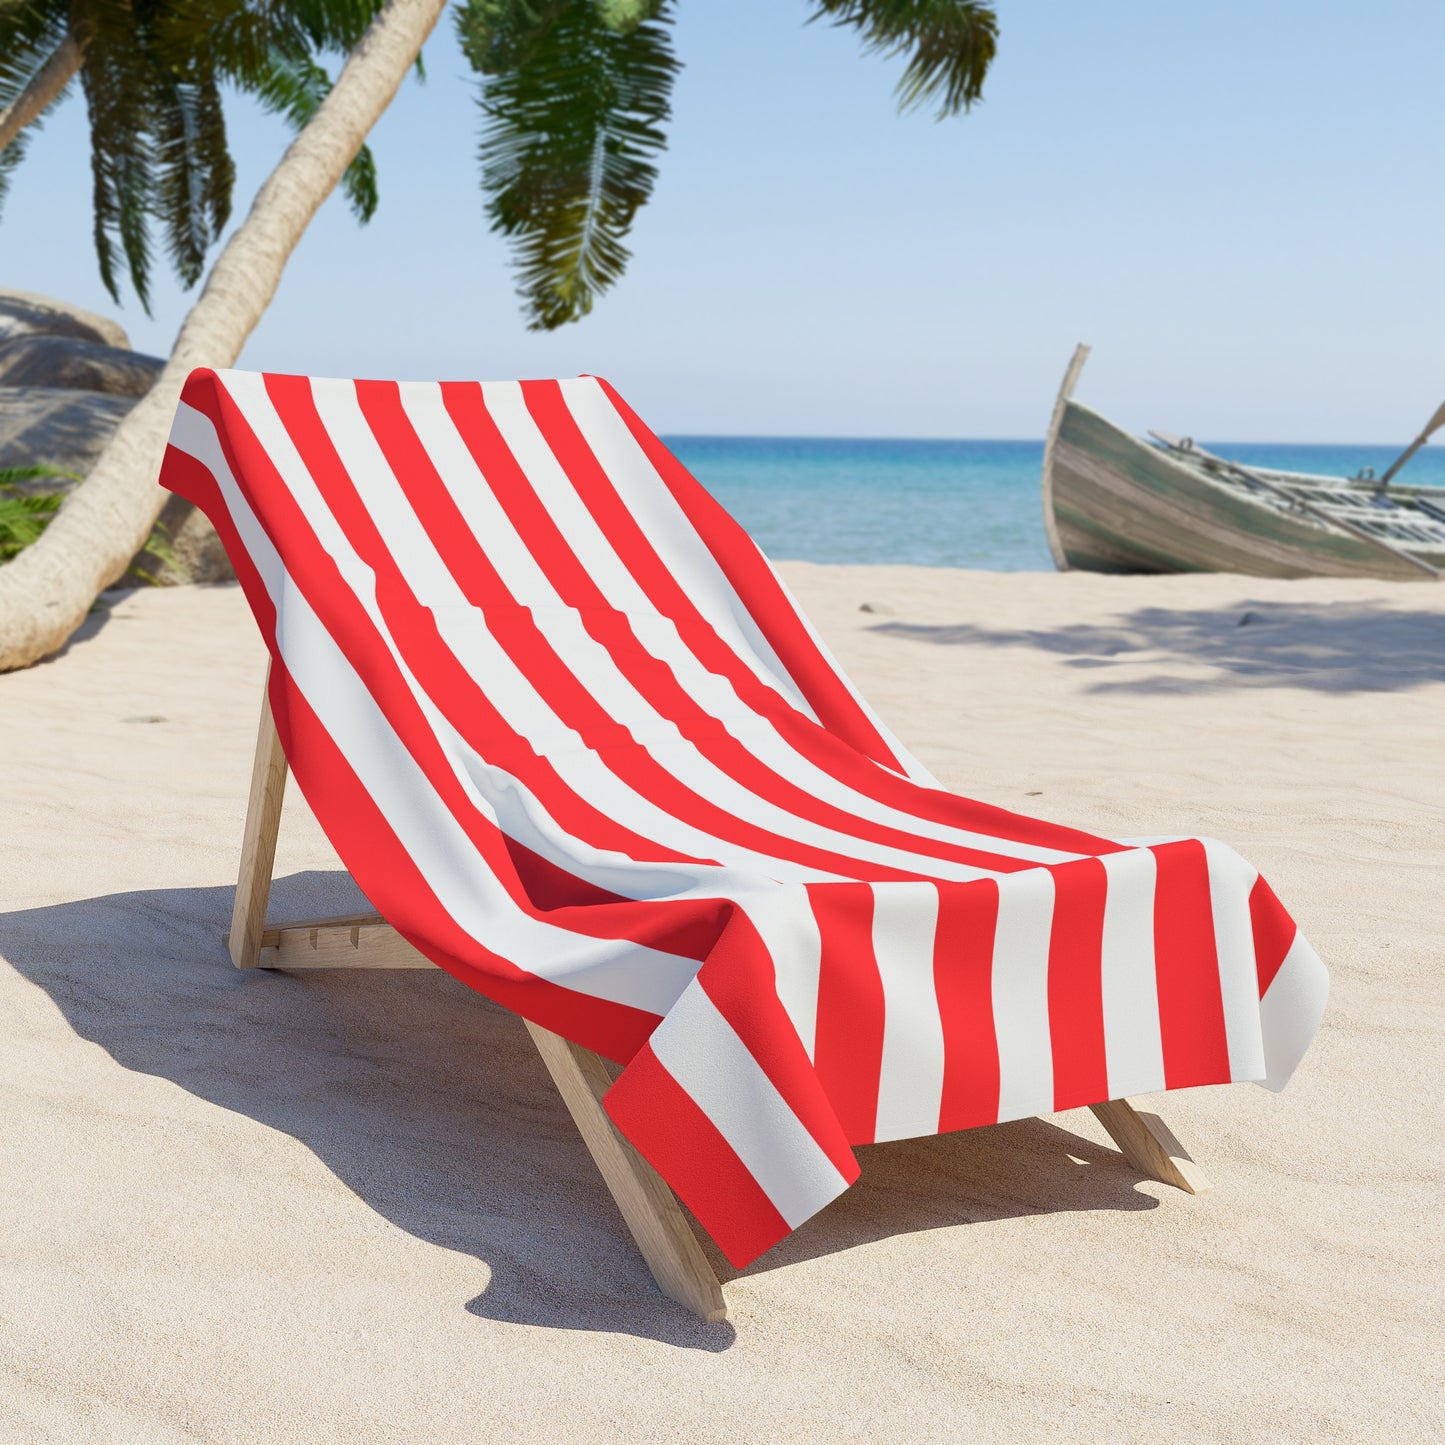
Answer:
[874,599,1445,695]
[2,870,1164,1349]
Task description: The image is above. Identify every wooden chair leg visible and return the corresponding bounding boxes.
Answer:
[228,668,288,969]
[524,1020,728,1323]
[1090,1098,1212,1195]
[222,672,723,1316]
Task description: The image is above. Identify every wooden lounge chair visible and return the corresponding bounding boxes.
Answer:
[161,368,1325,1323]
[225,669,1210,1323]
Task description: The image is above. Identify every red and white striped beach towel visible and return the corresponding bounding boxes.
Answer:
[160,370,1328,1267]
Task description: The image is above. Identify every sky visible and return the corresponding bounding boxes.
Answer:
[4,0,1443,441]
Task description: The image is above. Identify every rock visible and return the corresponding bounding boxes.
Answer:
[0,386,136,480]
[0,287,130,350]
[0,334,164,397]
[0,387,236,586]
[0,290,236,587]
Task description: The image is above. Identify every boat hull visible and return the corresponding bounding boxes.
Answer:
[1046,401,1441,581]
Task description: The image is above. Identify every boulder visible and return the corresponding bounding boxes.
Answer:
[0,386,136,481]
[0,291,236,587]
[0,386,236,587]
[0,334,164,396]
[0,287,130,350]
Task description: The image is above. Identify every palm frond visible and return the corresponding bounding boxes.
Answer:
[74,3,159,310]
[156,0,384,227]
[458,0,680,330]
[282,0,389,54]
[0,2,68,102]
[151,68,235,288]
[246,47,379,223]
[0,2,70,220]
[811,0,998,118]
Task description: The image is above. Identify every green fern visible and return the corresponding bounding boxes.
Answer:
[0,465,77,563]
[0,465,174,579]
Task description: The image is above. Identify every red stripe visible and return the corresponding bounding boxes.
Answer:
[272,656,658,1060]
[438,382,1043,880]
[1152,841,1231,1089]
[281,374,707,874]
[553,379,1128,863]
[934,879,1001,1131]
[603,1043,802,1268]
[428,380,966,883]
[691,905,858,1181]
[808,883,886,1142]
[592,376,907,769]
[1046,857,1109,1111]
[158,383,660,1060]
[1249,875,1299,996]
[219,375,709,962]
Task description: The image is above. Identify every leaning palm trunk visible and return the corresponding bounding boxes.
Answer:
[0,0,447,671]
[0,34,82,153]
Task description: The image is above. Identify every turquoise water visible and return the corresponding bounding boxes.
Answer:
[663,435,1445,571]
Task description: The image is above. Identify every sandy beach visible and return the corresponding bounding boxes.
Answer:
[2,564,1442,1443]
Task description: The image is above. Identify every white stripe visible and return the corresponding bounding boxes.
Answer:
[871,883,946,1141]
[1098,848,1166,1098]
[168,401,699,1014]
[555,377,818,720]
[224,375,840,888]
[563,383,1051,832]
[1257,933,1329,1091]
[646,981,852,1228]
[481,382,1080,870]
[1202,838,1267,1081]
[563,376,936,786]
[991,867,1056,1121]
[740,886,825,1062]
[753,557,940,788]
[376,381,1062,878]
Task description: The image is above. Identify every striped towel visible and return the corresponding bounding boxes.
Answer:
[160,370,1328,1267]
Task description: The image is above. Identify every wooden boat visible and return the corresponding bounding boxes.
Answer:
[1041,345,1445,581]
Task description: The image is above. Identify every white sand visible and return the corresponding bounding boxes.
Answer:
[2,567,1442,1442]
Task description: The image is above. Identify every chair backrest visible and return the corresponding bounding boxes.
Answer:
[157,368,1327,1274]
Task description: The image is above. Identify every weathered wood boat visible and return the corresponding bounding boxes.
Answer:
[1042,345,1445,581]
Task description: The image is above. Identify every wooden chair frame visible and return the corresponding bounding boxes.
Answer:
[226,678,1210,1323]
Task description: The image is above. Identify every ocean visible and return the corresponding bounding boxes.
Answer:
[663,436,1445,571]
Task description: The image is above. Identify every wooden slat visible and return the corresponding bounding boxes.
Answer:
[524,1020,728,1322]
[1090,1098,1212,1195]
[1040,343,1092,570]
[257,918,436,970]
[1149,431,1441,578]
[1052,409,1439,580]
[228,673,289,969]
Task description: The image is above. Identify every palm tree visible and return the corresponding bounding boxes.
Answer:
[0,0,388,309]
[0,0,998,671]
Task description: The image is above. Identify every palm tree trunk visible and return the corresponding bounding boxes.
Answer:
[0,34,83,153]
[0,0,448,671]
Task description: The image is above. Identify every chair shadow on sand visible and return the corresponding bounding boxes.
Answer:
[873,599,1445,695]
[1,869,1167,1352]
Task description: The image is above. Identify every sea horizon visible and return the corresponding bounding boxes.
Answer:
[661,434,1445,571]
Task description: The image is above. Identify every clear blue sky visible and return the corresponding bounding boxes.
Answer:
[5,1,1443,440]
